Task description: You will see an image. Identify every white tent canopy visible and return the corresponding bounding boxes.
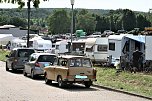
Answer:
[0,34,13,45]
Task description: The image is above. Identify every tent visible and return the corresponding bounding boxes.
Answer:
[0,34,13,45]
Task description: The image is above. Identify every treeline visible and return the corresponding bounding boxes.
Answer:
[0,8,151,35]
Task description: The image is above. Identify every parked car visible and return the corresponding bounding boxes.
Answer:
[23,53,56,79]
[103,30,114,36]
[44,55,97,88]
[6,48,35,72]
[117,30,127,34]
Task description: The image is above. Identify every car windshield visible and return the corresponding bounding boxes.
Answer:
[69,58,92,68]
[37,55,56,63]
[18,49,35,57]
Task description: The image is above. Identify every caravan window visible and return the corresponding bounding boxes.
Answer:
[97,45,107,51]
[56,45,59,49]
[109,43,115,51]
[86,47,93,52]
[38,44,43,47]
[66,45,68,49]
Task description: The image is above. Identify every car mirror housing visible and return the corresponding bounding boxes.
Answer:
[6,55,9,57]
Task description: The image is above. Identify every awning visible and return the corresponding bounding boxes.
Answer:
[85,45,93,48]
[125,35,145,43]
[85,38,96,47]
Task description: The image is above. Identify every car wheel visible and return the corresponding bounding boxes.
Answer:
[23,69,27,76]
[44,73,52,84]
[31,70,35,79]
[6,62,9,71]
[84,81,92,88]
[58,76,65,88]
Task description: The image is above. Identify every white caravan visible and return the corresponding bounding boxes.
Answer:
[55,40,69,55]
[145,36,152,60]
[33,39,52,51]
[10,38,27,50]
[84,37,108,64]
[108,34,145,65]
[145,35,152,70]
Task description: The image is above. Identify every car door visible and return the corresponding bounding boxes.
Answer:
[7,50,16,69]
[46,57,57,80]
[25,54,36,74]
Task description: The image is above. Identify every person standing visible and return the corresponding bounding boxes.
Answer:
[132,47,143,72]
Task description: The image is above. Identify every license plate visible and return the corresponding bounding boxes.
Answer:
[75,75,87,79]
[44,63,49,67]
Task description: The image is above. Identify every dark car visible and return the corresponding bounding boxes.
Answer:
[23,53,56,79]
[6,48,35,72]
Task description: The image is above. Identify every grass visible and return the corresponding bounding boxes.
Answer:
[94,67,152,98]
[0,50,152,98]
[0,49,10,61]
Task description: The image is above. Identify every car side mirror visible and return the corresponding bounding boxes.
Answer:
[6,55,9,58]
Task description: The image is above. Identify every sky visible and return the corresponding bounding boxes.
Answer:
[0,0,151,12]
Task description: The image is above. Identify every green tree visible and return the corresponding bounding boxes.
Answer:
[95,15,109,32]
[0,0,48,8]
[136,14,151,30]
[9,17,27,28]
[0,15,9,25]
[122,9,136,31]
[77,13,96,35]
[47,9,70,34]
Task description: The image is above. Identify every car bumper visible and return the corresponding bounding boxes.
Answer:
[14,65,25,69]
[64,78,97,82]
[33,67,44,75]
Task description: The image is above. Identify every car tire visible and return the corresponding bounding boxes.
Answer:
[44,73,52,84]
[23,69,27,76]
[58,76,65,88]
[6,62,9,71]
[31,70,35,79]
[84,81,92,88]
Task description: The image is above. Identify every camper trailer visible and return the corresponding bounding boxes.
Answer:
[145,36,152,60]
[145,36,152,71]
[55,40,69,55]
[10,38,27,50]
[108,34,145,66]
[72,38,87,55]
[33,39,52,51]
[84,37,108,65]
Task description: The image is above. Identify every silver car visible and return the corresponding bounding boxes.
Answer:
[23,53,56,79]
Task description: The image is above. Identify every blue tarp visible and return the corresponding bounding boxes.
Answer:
[125,35,145,43]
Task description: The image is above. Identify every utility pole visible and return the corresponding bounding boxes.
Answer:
[27,0,31,48]
[70,0,75,53]
[149,8,152,27]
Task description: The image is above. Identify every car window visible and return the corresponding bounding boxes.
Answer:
[53,57,58,65]
[29,54,36,61]
[69,58,92,68]
[58,58,68,66]
[69,59,82,67]
[37,55,56,63]
[18,49,35,57]
[82,59,92,68]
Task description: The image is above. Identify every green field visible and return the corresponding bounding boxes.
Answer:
[94,67,152,98]
[0,50,152,98]
[0,49,10,61]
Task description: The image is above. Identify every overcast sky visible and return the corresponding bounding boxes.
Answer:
[0,0,151,12]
